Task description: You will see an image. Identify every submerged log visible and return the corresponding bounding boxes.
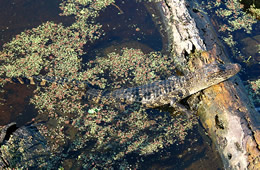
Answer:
[156,0,260,169]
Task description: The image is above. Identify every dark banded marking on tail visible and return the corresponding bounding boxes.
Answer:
[1,76,92,88]
[8,76,51,86]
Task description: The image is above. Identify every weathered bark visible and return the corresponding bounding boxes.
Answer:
[156,0,260,169]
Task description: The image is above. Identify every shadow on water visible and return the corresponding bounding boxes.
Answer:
[141,124,224,170]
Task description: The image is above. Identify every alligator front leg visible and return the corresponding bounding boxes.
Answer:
[170,99,193,117]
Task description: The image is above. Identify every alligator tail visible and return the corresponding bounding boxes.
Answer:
[0,75,88,87]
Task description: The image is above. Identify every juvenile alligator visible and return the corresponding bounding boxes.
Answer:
[85,63,241,109]
[1,63,241,109]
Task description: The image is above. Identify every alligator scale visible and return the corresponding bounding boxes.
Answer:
[1,63,241,109]
[85,63,240,108]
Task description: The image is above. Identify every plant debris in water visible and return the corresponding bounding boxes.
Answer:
[0,0,197,168]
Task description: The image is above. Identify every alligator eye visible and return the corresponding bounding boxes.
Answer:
[178,92,183,97]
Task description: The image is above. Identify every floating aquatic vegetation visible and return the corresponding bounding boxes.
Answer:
[206,0,257,34]
[249,4,260,19]
[69,47,197,168]
[0,0,197,168]
[203,0,258,54]
[246,79,260,106]
[84,48,176,89]
[59,0,115,22]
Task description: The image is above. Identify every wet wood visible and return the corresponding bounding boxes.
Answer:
[156,0,260,169]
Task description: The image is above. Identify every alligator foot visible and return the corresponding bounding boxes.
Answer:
[171,102,193,118]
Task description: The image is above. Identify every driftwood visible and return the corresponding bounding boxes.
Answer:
[156,0,260,169]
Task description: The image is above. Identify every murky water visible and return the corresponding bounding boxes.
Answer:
[1,0,258,169]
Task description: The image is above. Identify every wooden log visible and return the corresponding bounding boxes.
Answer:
[156,0,260,169]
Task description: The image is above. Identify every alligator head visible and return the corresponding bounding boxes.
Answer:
[187,63,241,95]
